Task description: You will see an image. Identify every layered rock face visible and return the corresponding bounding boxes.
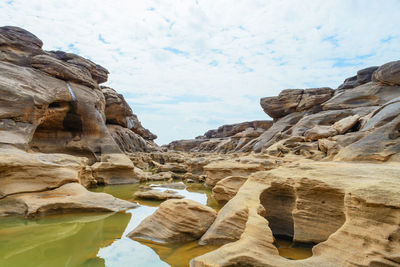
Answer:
[193,161,400,266]
[102,86,158,153]
[165,120,272,152]
[128,199,217,243]
[238,62,400,161]
[0,26,156,217]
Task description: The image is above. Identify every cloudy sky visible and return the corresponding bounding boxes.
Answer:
[1,0,399,144]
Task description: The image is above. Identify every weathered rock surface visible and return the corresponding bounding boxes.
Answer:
[194,161,400,266]
[204,156,276,187]
[0,26,44,66]
[323,82,400,110]
[0,183,136,217]
[304,125,338,141]
[211,176,247,204]
[338,66,378,89]
[134,190,184,200]
[260,88,333,119]
[0,26,157,216]
[373,60,400,86]
[0,147,87,198]
[128,199,217,243]
[102,86,157,141]
[165,120,272,153]
[31,54,97,88]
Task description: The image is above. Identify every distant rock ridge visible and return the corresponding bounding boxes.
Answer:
[165,120,273,153]
[166,60,400,162]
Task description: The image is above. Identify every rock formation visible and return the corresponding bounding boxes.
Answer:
[0,26,157,217]
[134,189,184,200]
[128,199,217,243]
[193,161,400,266]
[165,120,272,152]
[2,25,400,267]
[211,176,247,204]
[161,60,400,266]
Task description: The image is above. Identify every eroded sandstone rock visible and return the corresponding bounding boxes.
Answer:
[212,176,247,204]
[193,161,400,267]
[0,147,86,198]
[134,190,184,200]
[204,156,276,187]
[373,60,400,86]
[128,199,217,243]
[0,26,44,66]
[0,183,136,217]
[0,26,157,217]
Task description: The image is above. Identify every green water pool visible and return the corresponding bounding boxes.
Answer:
[0,183,220,267]
[0,181,312,267]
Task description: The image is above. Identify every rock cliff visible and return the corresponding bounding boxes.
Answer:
[0,26,157,216]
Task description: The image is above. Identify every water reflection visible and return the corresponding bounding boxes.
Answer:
[0,182,220,267]
[96,182,220,267]
[0,212,131,267]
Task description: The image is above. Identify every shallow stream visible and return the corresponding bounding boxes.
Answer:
[0,182,312,266]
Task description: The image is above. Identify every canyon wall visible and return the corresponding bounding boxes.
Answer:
[0,26,157,216]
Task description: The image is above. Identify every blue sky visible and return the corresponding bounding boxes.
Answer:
[1,0,400,145]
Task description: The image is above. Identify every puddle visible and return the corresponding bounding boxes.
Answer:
[274,237,313,260]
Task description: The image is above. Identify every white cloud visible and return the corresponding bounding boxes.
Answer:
[1,0,399,144]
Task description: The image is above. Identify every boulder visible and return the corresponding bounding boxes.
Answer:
[0,183,136,217]
[128,199,217,243]
[260,89,303,119]
[260,88,333,119]
[48,50,109,84]
[357,66,379,85]
[332,114,360,134]
[361,96,400,131]
[91,153,139,185]
[334,115,400,162]
[373,60,400,86]
[297,87,333,111]
[338,66,378,90]
[212,176,247,204]
[31,54,96,88]
[322,82,400,110]
[0,147,87,198]
[304,125,338,141]
[134,190,184,200]
[338,75,358,90]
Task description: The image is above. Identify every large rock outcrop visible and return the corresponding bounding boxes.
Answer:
[193,161,400,266]
[128,199,217,243]
[260,88,334,119]
[0,26,157,216]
